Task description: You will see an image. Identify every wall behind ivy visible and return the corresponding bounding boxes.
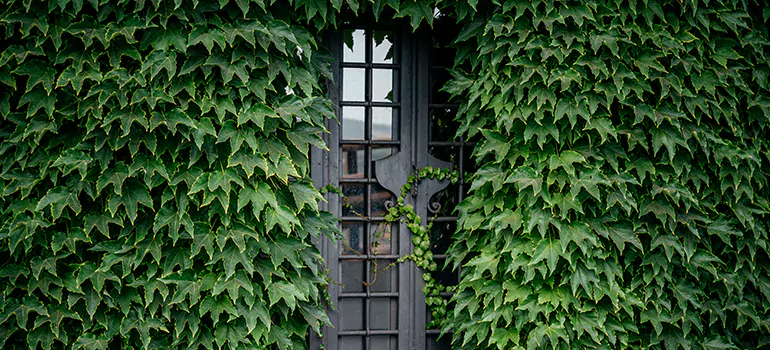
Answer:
[444,0,770,349]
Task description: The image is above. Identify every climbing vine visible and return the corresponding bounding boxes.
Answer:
[382,166,460,328]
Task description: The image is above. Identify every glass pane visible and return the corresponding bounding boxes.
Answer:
[342,107,365,140]
[428,184,458,217]
[370,299,398,330]
[430,108,458,142]
[342,145,365,179]
[430,68,452,103]
[369,259,397,292]
[427,335,452,350]
[372,107,397,140]
[371,183,395,217]
[431,261,459,287]
[343,68,365,101]
[342,221,365,254]
[340,298,365,330]
[341,336,365,350]
[370,335,397,350]
[372,31,395,64]
[372,69,395,102]
[428,145,458,165]
[429,221,456,254]
[342,184,365,217]
[341,260,365,292]
[372,145,393,162]
[343,29,365,63]
[370,224,393,256]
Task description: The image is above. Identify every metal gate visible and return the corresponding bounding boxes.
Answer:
[310,16,470,350]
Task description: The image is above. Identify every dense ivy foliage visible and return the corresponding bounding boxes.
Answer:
[0,0,344,348]
[444,0,770,349]
[2,0,769,349]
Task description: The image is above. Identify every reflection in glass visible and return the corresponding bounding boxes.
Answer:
[430,108,458,142]
[370,335,397,350]
[372,31,395,64]
[371,183,395,217]
[341,260,365,292]
[370,223,393,256]
[343,68,365,101]
[341,221,365,254]
[369,298,398,329]
[369,261,396,292]
[342,145,365,179]
[343,29,365,63]
[340,299,365,329]
[372,107,397,140]
[372,69,394,102]
[341,337,365,350]
[430,69,452,103]
[429,221,456,254]
[342,106,365,140]
[342,184,365,216]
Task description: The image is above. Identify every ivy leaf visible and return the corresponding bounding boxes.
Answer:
[269,235,306,269]
[140,51,177,82]
[290,181,323,212]
[530,239,561,275]
[286,123,328,155]
[96,163,130,196]
[471,164,507,192]
[237,182,277,218]
[489,208,523,234]
[26,324,56,349]
[267,281,306,310]
[0,297,48,329]
[36,186,83,220]
[466,251,500,279]
[570,168,610,200]
[548,151,585,176]
[188,27,227,54]
[505,166,543,195]
[212,270,254,302]
[237,103,278,128]
[13,60,57,94]
[228,151,268,178]
[73,333,110,350]
[107,183,154,224]
[264,205,301,234]
[140,26,187,52]
[18,88,57,117]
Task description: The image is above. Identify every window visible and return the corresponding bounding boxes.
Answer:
[310,15,471,350]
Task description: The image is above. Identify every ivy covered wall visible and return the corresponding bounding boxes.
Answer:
[0,0,768,349]
[444,1,770,349]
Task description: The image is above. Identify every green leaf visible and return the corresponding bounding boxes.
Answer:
[237,103,278,128]
[570,168,610,200]
[212,270,254,302]
[107,182,154,224]
[290,181,323,212]
[267,281,306,310]
[18,88,56,117]
[265,205,300,234]
[13,60,57,94]
[96,163,130,195]
[0,297,48,329]
[548,151,585,176]
[466,251,500,279]
[36,186,83,219]
[530,238,561,275]
[505,166,543,195]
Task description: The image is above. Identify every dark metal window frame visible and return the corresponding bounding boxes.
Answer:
[311,20,466,349]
